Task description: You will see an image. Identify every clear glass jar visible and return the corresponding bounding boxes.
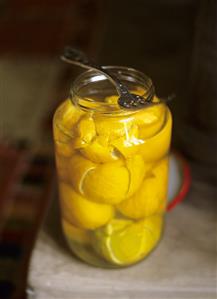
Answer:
[53,67,172,268]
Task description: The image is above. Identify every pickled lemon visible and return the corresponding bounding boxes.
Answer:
[82,161,129,204]
[92,216,161,265]
[80,136,119,163]
[126,155,151,198]
[138,109,172,162]
[138,111,165,139]
[118,164,167,219]
[94,114,133,141]
[62,218,91,244]
[111,125,142,158]
[75,115,96,144]
[143,214,163,242]
[68,154,96,193]
[59,183,114,229]
[54,99,84,139]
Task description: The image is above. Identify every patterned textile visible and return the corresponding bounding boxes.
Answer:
[0,144,54,299]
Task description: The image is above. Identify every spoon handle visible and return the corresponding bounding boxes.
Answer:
[61,47,131,98]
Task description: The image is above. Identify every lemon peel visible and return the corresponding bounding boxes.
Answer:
[118,158,169,219]
[82,161,129,204]
[75,115,96,144]
[125,155,151,198]
[54,99,84,138]
[91,216,162,265]
[59,183,114,230]
[138,109,172,162]
[94,115,134,141]
[111,125,142,158]
[80,136,119,163]
[68,154,96,194]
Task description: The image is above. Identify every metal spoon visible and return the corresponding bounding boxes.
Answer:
[61,47,155,109]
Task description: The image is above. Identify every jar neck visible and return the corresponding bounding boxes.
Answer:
[70,66,155,115]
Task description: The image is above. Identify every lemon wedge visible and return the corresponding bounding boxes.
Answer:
[54,99,84,138]
[91,216,162,265]
[80,136,119,163]
[111,125,142,158]
[126,155,151,198]
[75,115,96,144]
[59,183,114,229]
[68,154,96,194]
[62,218,91,244]
[82,161,129,204]
[138,109,172,162]
[94,114,133,141]
[118,158,168,219]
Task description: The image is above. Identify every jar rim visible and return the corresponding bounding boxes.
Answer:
[70,66,155,115]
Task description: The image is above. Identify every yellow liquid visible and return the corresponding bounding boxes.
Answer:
[53,95,172,267]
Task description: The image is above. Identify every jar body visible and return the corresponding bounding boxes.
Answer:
[53,68,172,268]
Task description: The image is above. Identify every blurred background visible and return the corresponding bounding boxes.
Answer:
[0,0,216,298]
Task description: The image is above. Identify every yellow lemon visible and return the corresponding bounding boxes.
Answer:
[138,110,165,139]
[118,159,168,219]
[133,101,164,126]
[53,99,84,138]
[125,155,152,198]
[138,109,172,162]
[75,115,96,144]
[68,154,96,193]
[91,217,160,265]
[62,218,91,245]
[59,183,114,230]
[82,161,129,204]
[80,136,119,163]
[53,99,84,156]
[111,125,142,158]
[151,157,169,212]
[142,214,163,243]
[94,114,133,141]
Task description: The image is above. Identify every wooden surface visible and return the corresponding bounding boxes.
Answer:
[28,179,216,299]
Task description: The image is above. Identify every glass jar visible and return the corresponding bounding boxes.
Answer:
[53,66,172,268]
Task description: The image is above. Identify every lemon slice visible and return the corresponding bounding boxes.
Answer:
[118,159,168,219]
[62,218,91,244]
[82,161,129,204]
[138,109,172,162]
[80,136,119,163]
[68,154,96,193]
[59,183,114,230]
[126,155,151,198]
[92,217,161,265]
